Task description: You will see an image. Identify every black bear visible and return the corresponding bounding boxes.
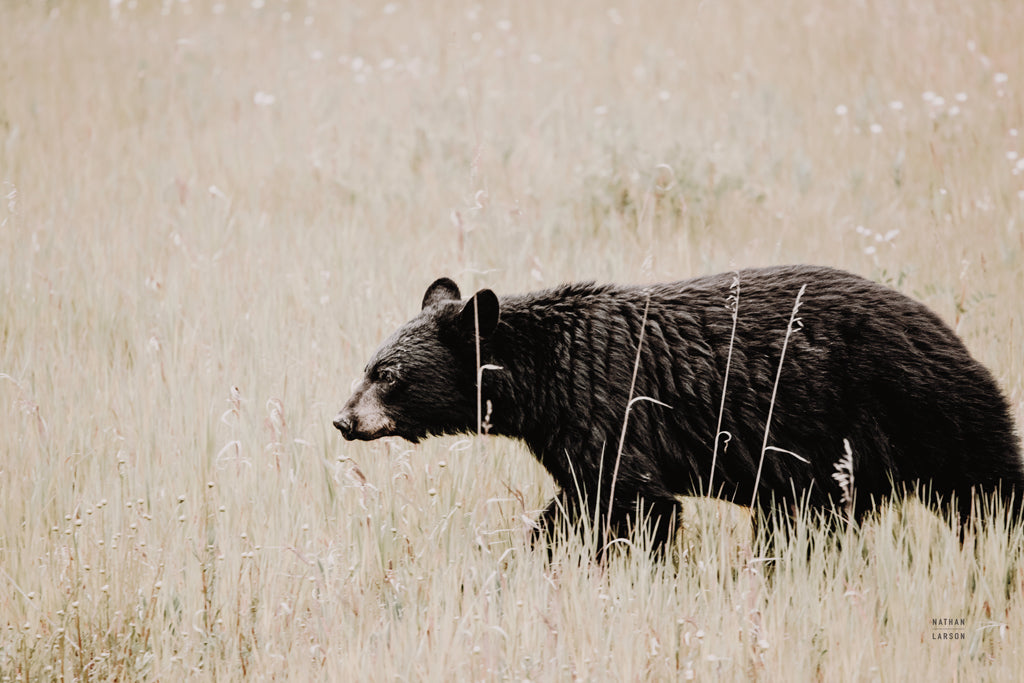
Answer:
[334,265,1023,550]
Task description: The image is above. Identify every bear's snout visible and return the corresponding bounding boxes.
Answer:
[333,412,355,440]
[333,384,397,441]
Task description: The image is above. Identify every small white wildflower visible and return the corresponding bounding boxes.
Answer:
[496,19,511,31]
[869,123,883,134]
[863,245,876,255]
[594,105,608,116]
[889,100,904,111]
[883,229,900,241]
[253,91,275,106]
[1007,151,1019,161]
[922,90,936,102]
[947,106,960,117]
[995,72,1009,84]
[658,90,671,102]
[955,92,968,102]
[1011,128,1019,137]
[835,104,848,116]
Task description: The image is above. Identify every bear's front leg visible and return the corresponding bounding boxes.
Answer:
[602,496,681,557]
[532,489,681,557]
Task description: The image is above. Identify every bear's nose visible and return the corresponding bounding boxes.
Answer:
[333,413,355,439]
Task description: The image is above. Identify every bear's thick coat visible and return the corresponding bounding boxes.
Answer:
[335,265,1023,547]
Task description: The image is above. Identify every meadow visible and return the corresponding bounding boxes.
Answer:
[2,0,1023,679]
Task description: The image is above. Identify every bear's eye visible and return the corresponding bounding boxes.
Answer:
[376,367,399,387]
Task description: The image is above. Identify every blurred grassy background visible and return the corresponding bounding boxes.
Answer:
[1,0,1022,679]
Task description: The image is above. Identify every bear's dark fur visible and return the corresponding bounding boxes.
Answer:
[335,265,1023,549]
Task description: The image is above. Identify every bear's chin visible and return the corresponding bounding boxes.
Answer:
[348,425,425,443]
[346,426,404,442]
[387,427,425,444]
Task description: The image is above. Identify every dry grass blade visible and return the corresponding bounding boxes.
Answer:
[606,294,652,543]
[708,272,740,498]
[751,284,806,510]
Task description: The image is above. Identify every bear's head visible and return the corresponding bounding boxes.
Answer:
[333,278,499,443]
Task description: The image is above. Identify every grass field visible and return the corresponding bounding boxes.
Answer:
[2,0,1024,680]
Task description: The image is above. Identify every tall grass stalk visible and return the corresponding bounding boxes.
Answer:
[751,284,806,510]
[707,272,740,499]
[606,294,669,547]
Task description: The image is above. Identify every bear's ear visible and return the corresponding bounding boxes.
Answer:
[422,277,461,309]
[456,289,500,339]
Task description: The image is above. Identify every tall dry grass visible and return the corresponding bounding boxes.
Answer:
[1,0,1023,679]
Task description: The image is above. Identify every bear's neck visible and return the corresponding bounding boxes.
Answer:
[481,291,621,471]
